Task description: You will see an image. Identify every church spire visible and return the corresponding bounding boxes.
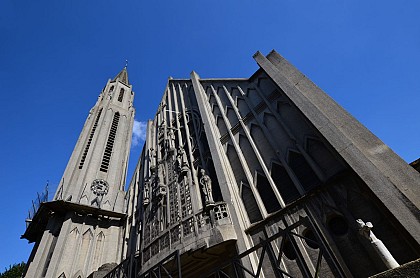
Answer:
[113,66,129,85]
[22,65,136,278]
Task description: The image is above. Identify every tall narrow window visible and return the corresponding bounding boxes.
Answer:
[271,163,300,204]
[100,112,120,172]
[306,138,344,179]
[79,108,103,169]
[241,182,262,223]
[288,151,321,191]
[118,88,124,102]
[256,173,281,214]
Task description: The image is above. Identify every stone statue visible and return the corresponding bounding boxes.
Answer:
[143,182,150,206]
[158,119,166,138]
[177,147,189,174]
[158,186,167,230]
[149,148,156,172]
[149,148,155,161]
[200,169,214,205]
[356,219,400,269]
[176,148,183,169]
[357,219,376,242]
[167,128,176,151]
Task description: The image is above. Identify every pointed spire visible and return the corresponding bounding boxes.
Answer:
[113,66,129,85]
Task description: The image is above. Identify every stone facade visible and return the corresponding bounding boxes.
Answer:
[124,51,420,277]
[23,68,135,278]
[23,51,420,278]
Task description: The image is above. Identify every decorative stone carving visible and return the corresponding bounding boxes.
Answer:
[91,179,109,196]
[158,183,167,197]
[157,102,166,113]
[158,119,166,138]
[149,148,157,173]
[177,147,189,175]
[143,180,150,206]
[200,169,214,206]
[158,162,166,181]
[356,219,400,269]
[166,128,176,152]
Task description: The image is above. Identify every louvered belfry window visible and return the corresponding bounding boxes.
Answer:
[79,108,103,169]
[100,112,120,172]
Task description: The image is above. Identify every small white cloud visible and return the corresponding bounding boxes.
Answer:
[132,119,147,147]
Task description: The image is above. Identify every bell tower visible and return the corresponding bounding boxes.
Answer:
[55,66,134,212]
[23,67,135,278]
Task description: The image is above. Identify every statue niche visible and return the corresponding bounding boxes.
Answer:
[200,169,215,207]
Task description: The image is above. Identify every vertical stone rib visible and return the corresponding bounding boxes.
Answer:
[222,85,286,208]
[236,85,306,195]
[177,82,202,211]
[254,50,420,244]
[209,84,268,216]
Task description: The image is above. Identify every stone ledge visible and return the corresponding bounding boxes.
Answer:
[369,259,420,278]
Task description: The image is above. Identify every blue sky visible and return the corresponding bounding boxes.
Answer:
[1,0,419,270]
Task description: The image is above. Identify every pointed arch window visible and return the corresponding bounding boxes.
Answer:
[306,137,344,179]
[118,88,124,102]
[240,182,262,223]
[288,150,321,191]
[271,162,300,204]
[100,112,120,172]
[255,172,281,214]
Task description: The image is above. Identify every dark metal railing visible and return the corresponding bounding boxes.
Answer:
[105,200,348,277]
[139,251,181,278]
[103,251,181,278]
[103,254,134,278]
[26,183,49,227]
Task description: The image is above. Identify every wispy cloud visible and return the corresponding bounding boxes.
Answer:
[132,119,147,147]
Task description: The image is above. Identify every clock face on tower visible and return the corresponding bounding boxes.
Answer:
[91,179,109,196]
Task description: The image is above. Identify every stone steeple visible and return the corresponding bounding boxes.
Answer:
[112,66,129,85]
[52,66,135,212]
[23,67,135,278]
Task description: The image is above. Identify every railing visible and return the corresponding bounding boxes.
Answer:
[142,202,232,265]
[139,251,181,278]
[102,255,134,278]
[103,251,181,278]
[200,215,345,278]
[105,212,345,277]
[26,183,49,227]
[124,200,348,278]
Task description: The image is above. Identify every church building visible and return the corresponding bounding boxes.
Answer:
[23,50,420,278]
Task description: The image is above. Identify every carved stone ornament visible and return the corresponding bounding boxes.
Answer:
[143,180,150,206]
[158,184,167,197]
[91,179,109,196]
[356,219,400,269]
[166,128,176,152]
[200,169,214,205]
[177,147,189,175]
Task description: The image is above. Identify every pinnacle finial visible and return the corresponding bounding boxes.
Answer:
[125,59,128,68]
